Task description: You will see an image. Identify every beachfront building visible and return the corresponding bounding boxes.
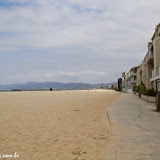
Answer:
[136,64,142,86]
[123,66,139,93]
[122,72,126,92]
[120,23,160,92]
[142,42,154,90]
[118,78,122,91]
[142,59,147,87]
[150,24,160,92]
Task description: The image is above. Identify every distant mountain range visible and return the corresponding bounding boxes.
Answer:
[0,81,117,90]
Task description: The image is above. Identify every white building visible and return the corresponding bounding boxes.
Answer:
[122,66,139,93]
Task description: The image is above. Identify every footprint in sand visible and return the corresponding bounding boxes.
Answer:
[93,135,107,139]
[72,148,81,155]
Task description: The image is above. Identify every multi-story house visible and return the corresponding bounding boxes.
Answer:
[142,59,147,87]
[150,24,160,92]
[124,70,130,92]
[123,66,139,93]
[141,42,154,90]
[118,78,122,91]
[122,72,126,92]
[136,64,142,86]
[120,23,160,92]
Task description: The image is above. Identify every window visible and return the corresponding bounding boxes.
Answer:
[149,50,151,58]
[152,69,154,78]
[143,76,147,81]
[156,66,160,75]
[157,82,160,91]
[152,82,154,89]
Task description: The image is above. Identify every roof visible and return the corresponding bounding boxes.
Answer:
[130,65,140,70]
[151,23,160,40]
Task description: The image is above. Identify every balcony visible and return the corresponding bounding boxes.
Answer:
[130,78,136,84]
[139,65,142,72]
[125,72,131,80]
[146,50,153,63]
[132,80,136,83]
[150,67,160,82]
[129,71,137,77]
[156,65,160,76]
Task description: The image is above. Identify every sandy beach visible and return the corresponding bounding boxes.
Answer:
[0,90,120,160]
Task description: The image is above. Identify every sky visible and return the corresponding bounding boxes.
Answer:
[0,0,160,85]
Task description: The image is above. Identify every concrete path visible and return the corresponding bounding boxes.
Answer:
[104,93,160,160]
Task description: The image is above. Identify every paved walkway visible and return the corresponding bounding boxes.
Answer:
[103,93,160,160]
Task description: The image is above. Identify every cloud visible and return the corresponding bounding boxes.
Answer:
[46,70,106,78]
[0,0,160,84]
[44,70,112,84]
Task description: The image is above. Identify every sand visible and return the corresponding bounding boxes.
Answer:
[0,90,120,160]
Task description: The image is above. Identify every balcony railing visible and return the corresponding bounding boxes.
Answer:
[130,78,136,83]
[146,50,153,63]
[130,71,137,76]
[139,65,142,71]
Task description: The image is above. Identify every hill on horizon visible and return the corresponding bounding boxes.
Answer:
[0,81,117,90]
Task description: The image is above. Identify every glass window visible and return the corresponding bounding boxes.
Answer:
[156,66,160,75]
[152,69,154,77]
[152,82,154,89]
[149,50,151,58]
[157,82,160,91]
